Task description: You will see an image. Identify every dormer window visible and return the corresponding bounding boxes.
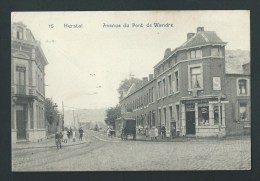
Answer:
[17,27,23,40]
[190,49,201,59]
[211,47,222,57]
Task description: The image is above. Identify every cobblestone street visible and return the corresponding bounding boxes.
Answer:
[12,131,251,171]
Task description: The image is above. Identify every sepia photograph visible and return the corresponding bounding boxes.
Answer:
[11,10,251,171]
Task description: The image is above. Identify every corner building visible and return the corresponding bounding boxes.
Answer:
[120,27,250,137]
[11,22,48,143]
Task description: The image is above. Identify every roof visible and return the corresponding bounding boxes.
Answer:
[154,30,227,68]
[225,50,250,74]
[180,31,226,49]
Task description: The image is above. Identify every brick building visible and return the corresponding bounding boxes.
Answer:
[11,22,48,143]
[119,27,250,137]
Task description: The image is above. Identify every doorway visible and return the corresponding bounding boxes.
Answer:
[186,110,195,135]
[16,105,27,140]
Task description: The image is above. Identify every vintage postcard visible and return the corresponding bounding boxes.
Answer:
[11,11,250,171]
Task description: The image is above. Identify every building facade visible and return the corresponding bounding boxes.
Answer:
[11,22,48,143]
[120,27,250,137]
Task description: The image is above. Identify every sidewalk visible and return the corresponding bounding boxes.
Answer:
[94,130,250,142]
[12,137,88,150]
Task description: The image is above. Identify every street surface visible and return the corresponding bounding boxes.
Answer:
[12,130,251,171]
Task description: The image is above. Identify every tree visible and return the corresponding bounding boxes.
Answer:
[44,98,59,125]
[104,104,121,127]
[117,77,142,101]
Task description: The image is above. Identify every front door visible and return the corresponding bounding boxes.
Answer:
[186,111,195,135]
[16,105,27,140]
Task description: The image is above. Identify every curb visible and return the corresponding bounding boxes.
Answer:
[12,141,88,150]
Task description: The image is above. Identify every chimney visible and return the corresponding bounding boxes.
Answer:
[187,33,195,40]
[164,48,171,58]
[197,27,204,33]
[142,77,148,85]
[149,74,153,81]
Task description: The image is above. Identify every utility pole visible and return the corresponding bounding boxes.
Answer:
[62,101,64,129]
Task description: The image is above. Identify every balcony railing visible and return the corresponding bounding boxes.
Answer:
[16,85,26,95]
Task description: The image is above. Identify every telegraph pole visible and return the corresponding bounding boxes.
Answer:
[62,101,64,129]
[73,110,75,129]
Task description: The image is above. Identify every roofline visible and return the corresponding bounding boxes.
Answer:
[153,43,227,69]
[120,78,156,102]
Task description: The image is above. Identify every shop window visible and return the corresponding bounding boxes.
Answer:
[214,105,221,125]
[239,103,249,122]
[198,106,209,125]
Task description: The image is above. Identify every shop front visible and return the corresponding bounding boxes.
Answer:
[180,97,228,137]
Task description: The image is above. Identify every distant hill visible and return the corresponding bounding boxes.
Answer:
[225,49,250,74]
[64,108,107,128]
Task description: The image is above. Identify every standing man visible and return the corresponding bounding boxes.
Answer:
[79,128,84,141]
[55,131,62,149]
[161,124,166,139]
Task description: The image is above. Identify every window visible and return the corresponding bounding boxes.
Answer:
[163,78,166,97]
[176,105,180,124]
[169,106,173,122]
[198,106,209,125]
[158,109,162,126]
[174,71,179,92]
[158,81,161,98]
[190,66,202,89]
[214,105,221,125]
[190,49,201,59]
[163,107,167,126]
[239,103,249,122]
[16,66,26,94]
[151,87,154,103]
[168,75,172,95]
[17,27,23,39]
[211,47,221,56]
[238,79,248,95]
[149,89,151,103]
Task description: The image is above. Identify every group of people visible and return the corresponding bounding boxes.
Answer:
[149,125,168,140]
[55,127,85,149]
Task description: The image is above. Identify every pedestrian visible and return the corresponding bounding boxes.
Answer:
[161,124,166,139]
[63,130,68,143]
[72,130,76,142]
[154,127,159,140]
[79,128,84,141]
[145,127,149,137]
[55,131,62,149]
[67,129,70,141]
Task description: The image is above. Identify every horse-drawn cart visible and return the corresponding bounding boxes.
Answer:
[120,118,136,140]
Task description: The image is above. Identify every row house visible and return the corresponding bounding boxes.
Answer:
[119,27,250,137]
[11,22,48,143]
[120,75,157,130]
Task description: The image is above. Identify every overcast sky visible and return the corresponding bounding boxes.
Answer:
[11,11,250,111]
